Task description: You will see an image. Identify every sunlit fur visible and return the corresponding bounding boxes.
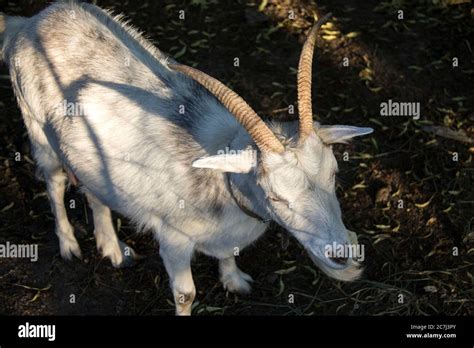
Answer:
[0,1,371,315]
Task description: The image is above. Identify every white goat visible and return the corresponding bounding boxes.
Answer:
[1,1,373,315]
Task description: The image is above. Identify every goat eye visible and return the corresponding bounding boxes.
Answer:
[268,195,285,203]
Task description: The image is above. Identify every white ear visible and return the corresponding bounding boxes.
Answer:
[192,150,257,173]
[317,125,373,144]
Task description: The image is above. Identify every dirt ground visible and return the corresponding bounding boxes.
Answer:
[0,0,472,315]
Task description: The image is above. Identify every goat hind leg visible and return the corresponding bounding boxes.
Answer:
[86,192,137,268]
[45,169,82,260]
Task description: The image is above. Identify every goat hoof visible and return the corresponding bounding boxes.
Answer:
[221,269,253,294]
[114,241,142,268]
[58,231,82,261]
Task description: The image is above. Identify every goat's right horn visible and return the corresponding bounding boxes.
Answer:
[170,64,285,154]
[297,12,332,145]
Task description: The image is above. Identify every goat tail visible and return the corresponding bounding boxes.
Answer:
[0,12,27,61]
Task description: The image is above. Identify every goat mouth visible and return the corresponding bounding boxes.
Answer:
[328,255,348,265]
[307,249,363,281]
[308,251,348,270]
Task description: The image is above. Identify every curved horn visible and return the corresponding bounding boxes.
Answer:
[297,13,332,144]
[170,64,284,153]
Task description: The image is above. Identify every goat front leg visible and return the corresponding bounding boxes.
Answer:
[45,169,82,260]
[159,235,196,316]
[219,256,253,294]
[86,192,137,268]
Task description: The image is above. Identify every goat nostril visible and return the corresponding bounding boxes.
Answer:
[329,255,348,265]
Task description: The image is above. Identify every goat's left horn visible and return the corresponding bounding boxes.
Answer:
[170,63,285,153]
[297,12,332,144]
